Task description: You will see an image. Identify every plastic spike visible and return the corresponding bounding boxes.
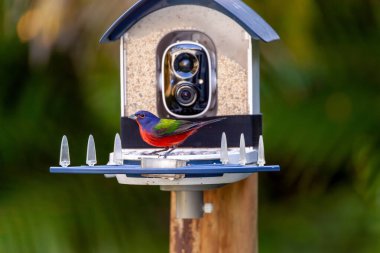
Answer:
[59,135,70,167]
[257,135,266,166]
[239,133,247,166]
[86,135,97,166]
[113,133,123,165]
[220,132,229,165]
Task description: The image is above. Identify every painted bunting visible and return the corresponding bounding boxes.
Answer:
[129,110,225,156]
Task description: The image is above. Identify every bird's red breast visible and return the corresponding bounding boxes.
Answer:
[138,124,197,148]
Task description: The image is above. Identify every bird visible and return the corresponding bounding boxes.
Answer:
[129,110,225,157]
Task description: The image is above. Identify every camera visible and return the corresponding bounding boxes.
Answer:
[157,31,217,118]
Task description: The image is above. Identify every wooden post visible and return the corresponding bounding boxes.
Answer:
[170,174,258,253]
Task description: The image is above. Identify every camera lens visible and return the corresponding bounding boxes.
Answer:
[175,84,198,107]
[173,53,199,79]
[178,58,193,73]
[180,89,192,100]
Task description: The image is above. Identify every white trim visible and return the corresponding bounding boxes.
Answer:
[115,173,252,186]
[119,147,257,162]
[251,39,261,114]
[248,36,254,114]
[120,36,127,117]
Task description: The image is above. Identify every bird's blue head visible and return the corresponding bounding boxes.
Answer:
[129,110,160,130]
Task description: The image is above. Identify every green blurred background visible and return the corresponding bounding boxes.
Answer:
[1,0,379,252]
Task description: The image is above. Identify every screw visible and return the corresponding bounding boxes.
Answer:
[203,203,214,214]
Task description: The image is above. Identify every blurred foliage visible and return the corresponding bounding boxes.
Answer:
[0,0,379,252]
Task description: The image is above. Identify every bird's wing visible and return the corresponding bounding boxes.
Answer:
[152,119,199,137]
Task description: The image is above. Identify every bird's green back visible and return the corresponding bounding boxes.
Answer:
[153,119,181,136]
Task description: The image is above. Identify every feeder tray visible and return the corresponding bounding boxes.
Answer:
[50,133,280,187]
[50,133,280,219]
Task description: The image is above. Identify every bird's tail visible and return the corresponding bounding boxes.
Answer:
[198,117,227,127]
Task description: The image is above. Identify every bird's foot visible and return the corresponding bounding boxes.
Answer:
[148,148,169,156]
[162,147,177,158]
[147,147,177,158]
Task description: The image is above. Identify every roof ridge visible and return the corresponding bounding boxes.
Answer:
[100,0,279,43]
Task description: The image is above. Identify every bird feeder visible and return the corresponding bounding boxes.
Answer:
[50,0,280,219]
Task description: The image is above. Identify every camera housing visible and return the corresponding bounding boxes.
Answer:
[162,42,210,117]
[157,31,217,119]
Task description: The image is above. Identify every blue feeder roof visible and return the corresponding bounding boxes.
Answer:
[100,0,280,43]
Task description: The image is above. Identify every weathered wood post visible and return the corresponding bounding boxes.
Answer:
[170,175,258,253]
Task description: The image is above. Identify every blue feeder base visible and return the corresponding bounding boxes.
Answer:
[50,164,280,176]
[50,158,280,186]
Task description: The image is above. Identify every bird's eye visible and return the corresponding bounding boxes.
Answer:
[139,114,145,119]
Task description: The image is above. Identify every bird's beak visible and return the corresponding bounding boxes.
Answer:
[128,114,137,120]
